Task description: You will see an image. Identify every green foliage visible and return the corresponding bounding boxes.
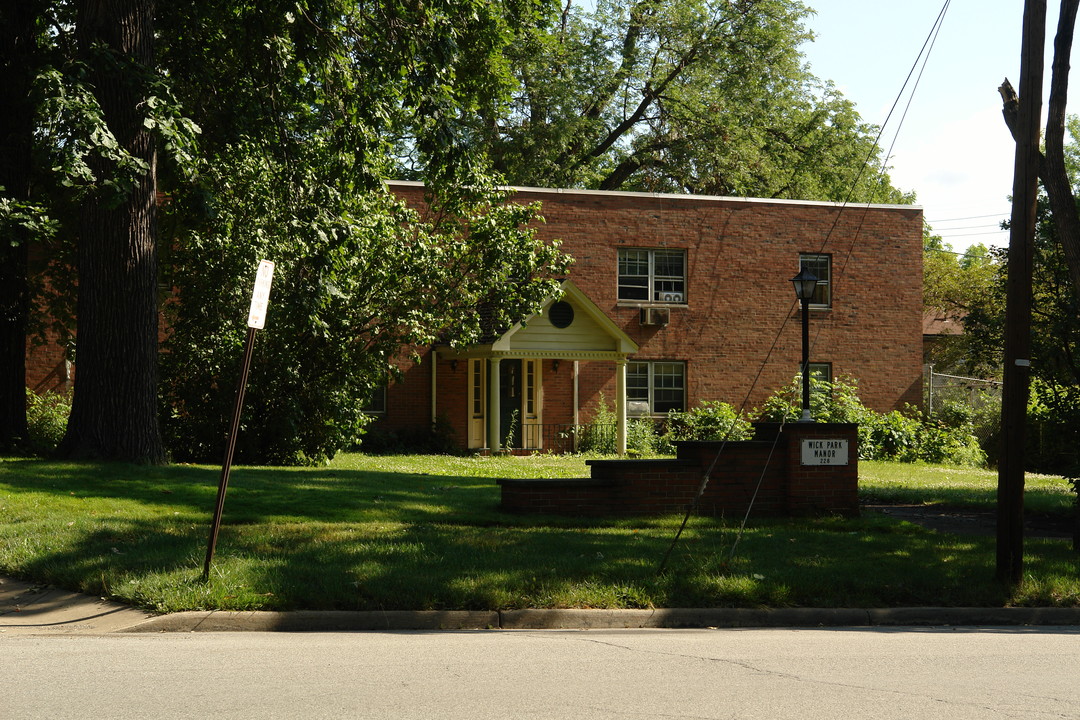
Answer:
[576,393,661,456]
[1026,379,1080,482]
[154,1,570,465]
[755,374,865,425]
[24,389,70,457]
[360,415,461,456]
[578,393,619,454]
[463,0,908,203]
[659,401,752,453]
[922,231,999,376]
[756,375,986,466]
[625,418,659,457]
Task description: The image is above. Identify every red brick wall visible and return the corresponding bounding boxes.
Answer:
[499,423,859,517]
[384,183,923,445]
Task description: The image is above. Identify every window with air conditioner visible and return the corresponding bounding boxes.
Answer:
[627,361,685,414]
[618,248,686,303]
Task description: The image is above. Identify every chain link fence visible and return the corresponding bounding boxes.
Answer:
[924,365,1002,455]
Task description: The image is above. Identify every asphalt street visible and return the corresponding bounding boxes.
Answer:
[6,626,1080,719]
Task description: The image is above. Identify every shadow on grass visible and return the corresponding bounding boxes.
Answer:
[3,459,1079,611]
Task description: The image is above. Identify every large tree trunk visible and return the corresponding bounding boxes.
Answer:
[59,0,166,463]
[998,0,1080,299]
[0,0,36,451]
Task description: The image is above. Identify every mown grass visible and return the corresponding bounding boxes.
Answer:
[1,454,1077,613]
[859,460,1076,515]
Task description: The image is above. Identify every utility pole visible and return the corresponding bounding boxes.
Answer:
[997,0,1045,586]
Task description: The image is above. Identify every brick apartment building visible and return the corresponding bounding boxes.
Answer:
[24,181,923,455]
[376,181,924,454]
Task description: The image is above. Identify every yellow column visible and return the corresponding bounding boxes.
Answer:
[488,358,501,452]
[615,357,627,455]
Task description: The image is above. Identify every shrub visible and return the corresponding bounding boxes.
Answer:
[659,401,752,453]
[578,394,661,456]
[756,375,986,466]
[755,374,867,425]
[25,389,71,456]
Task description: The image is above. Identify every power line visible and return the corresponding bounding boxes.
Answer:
[934,223,1005,231]
[927,212,1010,223]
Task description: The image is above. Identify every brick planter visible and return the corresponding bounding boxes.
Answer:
[497,423,858,517]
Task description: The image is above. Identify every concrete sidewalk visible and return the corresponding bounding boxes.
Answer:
[5,575,1080,635]
[0,575,154,635]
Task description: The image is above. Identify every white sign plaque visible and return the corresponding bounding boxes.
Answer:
[801,438,849,466]
[246,260,275,329]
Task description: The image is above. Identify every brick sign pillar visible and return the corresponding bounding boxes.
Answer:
[779,422,859,516]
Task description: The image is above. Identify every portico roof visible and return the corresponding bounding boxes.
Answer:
[441,280,638,360]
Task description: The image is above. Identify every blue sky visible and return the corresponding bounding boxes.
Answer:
[801,0,1054,254]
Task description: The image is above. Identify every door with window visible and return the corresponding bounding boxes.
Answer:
[468,359,486,449]
[469,358,542,450]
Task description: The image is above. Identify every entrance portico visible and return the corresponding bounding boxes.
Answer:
[436,281,639,454]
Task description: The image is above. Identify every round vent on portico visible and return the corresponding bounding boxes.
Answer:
[549,301,574,328]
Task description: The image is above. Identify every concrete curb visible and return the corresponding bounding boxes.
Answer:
[9,576,1080,635]
[122,606,1080,633]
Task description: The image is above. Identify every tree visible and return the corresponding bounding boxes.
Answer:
[5,0,569,464]
[922,230,998,375]
[454,0,907,203]
[155,1,570,464]
[966,194,1080,388]
[52,0,166,463]
[0,0,39,451]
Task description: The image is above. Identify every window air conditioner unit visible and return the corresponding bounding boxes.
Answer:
[640,307,670,326]
[657,291,684,303]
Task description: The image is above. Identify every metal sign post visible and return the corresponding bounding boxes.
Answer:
[203,260,275,581]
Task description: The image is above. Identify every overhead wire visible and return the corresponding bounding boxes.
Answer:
[658,0,954,573]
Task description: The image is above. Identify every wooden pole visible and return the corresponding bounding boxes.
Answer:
[997,0,1045,586]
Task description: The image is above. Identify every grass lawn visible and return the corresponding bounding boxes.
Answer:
[1,454,1077,613]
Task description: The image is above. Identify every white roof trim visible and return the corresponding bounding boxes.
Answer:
[384,179,922,213]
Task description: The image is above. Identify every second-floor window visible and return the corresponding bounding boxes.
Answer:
[799,253,831,308]
[618,248,686,303]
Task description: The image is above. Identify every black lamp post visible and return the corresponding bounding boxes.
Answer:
[791,268,818,422]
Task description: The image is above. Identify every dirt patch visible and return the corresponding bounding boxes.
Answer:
[862,502,1077,541]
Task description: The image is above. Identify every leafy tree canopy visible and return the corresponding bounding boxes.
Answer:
[9,0,571,464]
[441,0,908,203]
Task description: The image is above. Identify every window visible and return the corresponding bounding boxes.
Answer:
[618,249,686,303]
[627,361,685,414]
[799,253,831,307]
[363,384,387,414]
[808,362,832,384]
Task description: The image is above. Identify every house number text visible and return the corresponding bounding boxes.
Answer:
[801,439,849,466]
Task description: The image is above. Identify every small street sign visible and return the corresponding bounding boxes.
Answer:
[247,259,275,329]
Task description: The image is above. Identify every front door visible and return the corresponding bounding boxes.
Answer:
[499,359,522,449]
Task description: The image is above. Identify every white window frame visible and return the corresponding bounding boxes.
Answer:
[626,360,686,415]
[808,362,832,384]
[799,253,831,308]
[618,248,687,303]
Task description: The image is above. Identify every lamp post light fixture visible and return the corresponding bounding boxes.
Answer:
[790,268,818,422]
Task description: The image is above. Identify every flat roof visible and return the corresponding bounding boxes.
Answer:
[385,179,923,213]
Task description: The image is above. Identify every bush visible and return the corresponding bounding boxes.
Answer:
[755,374,866,425]
[578,394,661,456]
[659,400,752,453]
[25,389,71,456]
[1026,379,1080,479]
[359,415,460,455]
[756,375,986,466]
